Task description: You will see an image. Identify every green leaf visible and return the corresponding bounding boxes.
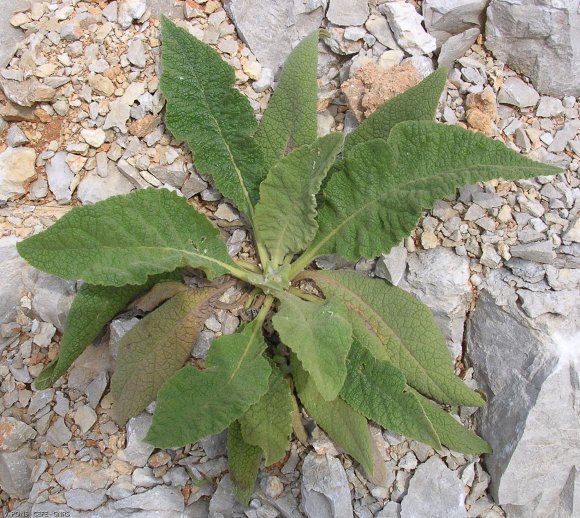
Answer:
[273,293,352,401]
[292,357,373,474]
[308,121,561,262]
[111,286,218,425]
[17,189,239,286]
[344,68,447,155]
[160,17,264,216]
[340,338,441,449]
[254,31,319,170]
[254,133,344,265]
[146,320,271,448]
[308,270,484,407]
[34,272,179,390]
[228,420,262,505]
[412,389,492,455]
[240,364,293,466]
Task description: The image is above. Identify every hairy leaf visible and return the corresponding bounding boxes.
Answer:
[344,68,447,154]
[17,189,238,286]
[146,320,271,448]
[308,270,484,407]
[228,421,262,505]
[293,358,373,473]
[340,338,441,449]
[131,281,189,312]
[112,286,217,425]
[308,121,561,262]
[34,272,179,390]
[160,17,264,216]
[412,389,492,455]
[254,31,319,170]
[254,133,344,265]
[240,364,293,466]
[273,293,352,401]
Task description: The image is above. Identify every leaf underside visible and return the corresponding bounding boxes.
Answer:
[273,293,352,401]
[228,420,262,505]
[111,286,217,425]
[145,320,271,448]
[17,189,236,286]
[160,17,264,216]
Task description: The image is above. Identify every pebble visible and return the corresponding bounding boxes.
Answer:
[6,125,29,147]
[127,39,147,68]
[383,2,436,56]
[118,413,154,467]
[73,405,97,433]
[118,0,147,29]
[497,77,540,108]
[0,147,37,201]
[80,128,106,148]
[46,417,72,447]
[64,488,107,511]
[45,151,74,204]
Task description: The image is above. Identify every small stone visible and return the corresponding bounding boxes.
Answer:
[383,3,437,56]
[365,14,401,50]
[118,413,154,467]
[548,121,580,153]
[473,192,504,209]
[89,75,115,96]
[510,241,555,264]
[132,466,160,487]
[80,128,106,148]
[261,475,284,499]
[127,39,147,68]
[518,289,577,318]
[77,168,134,204]
[399,452,418,470]
[497,77,540,108]
[480,244,502,268]
[86,371,109,409]
[64,488,106,511]
[0,448,34,498]
[252,67,274,92]
[46,417,72,447]
[421,230,438,249]
[438,28,480,68]
[73,405,97,433]
[10,12,30,27]
[28,389,54,415]
[32,322,56,347]
[536,96,564,117]
[113,485,185,512]
[0,77,55,107]
[0,417,36,452]
[327,0,369,27]
[375,243,407,286]
[214,202,238,221]
[46,151,74,204]
[0,147,36,201]
[6,125,29,147]
[103,1,118,22]
[118,0,147,29]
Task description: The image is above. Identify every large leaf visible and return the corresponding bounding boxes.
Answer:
[228,420,262,505]
[340,338,441,449]
[240,364,293,466]
[34,272,180,390]
[17,189,239,286]
[344,67,447,155]
[292,358,373,474]
[254,31,319,170]
[160,17,264,216]
[111,286,218,425]
[145,320,271,448]
[254,133,344,265]
[273,293,352,401]
[308,270,484,407]
[412,389,492,455]
[303,121,560,263]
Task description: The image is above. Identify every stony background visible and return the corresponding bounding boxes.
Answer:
[0,1,578,517]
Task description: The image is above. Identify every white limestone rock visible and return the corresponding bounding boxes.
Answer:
[382,2,437,56]
[46,151,74,204]
[0,146,36,201]
[0,236,28,324]
[423,0,488,47]
[327,0,369,27]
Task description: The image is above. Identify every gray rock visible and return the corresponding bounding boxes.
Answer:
[401,457,466,518]
[6,124,29,147]
[0,146,36,201]
[383,2,437,56]
[375,243,408,286]
[0,447,34,499]
[0,236,28,324]
[86,371,109,409]
[467,285,580,517]
[200,430,228,459]
[423,0,487,46]
[437,28,480,68]
[73,405,98,433]
[209,474,247,517]
[301,452,353,518]
[132,466,160,487]
[65,488,107,510]
[510,240,555,264]
[327,0,369,27]
[398,248,471,359]
[127,39,147,68]
[518,289,577,318]
[46,151,74,204]
[103,1,118,22]
[224,0,325,73]
[377,502,401,518]
[536,96,564,117]
[46,417,72,447]
[365,14,401,50]
[548,121,580,153]
[113,485,185,512]
[0,417,36,452]
[77,167,134,205]
[118,413,154,467]
[497,77,540,108]
[485,0,580,97]
[505,258,545,283]
[28,389,54,415]
[118,0,147,29]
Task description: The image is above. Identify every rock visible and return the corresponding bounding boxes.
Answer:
[548,121,580,153]
[0,237,28,324]
[377,502,402,518]
[382,3,437,56]
[118,413,154,467]
[113,485,185,512]
[1,0,30,68]
[209,474,247,517]
[0,77,56,107]
[46,417,72,447]
[365,14,401,50]
[423,0,487,47]
[103,99,132,132]
[46,151,74,204]
[89,74,115,96]
[200,431,228,459]
[77,167,134,204]
[398,248,470,359]
[375,242,408,286]
[518,289,577,319]
[86,371,109,409]
[0,447,34,498]
[0,147,36,201]
[127,39,147,68]
[0,417,37,452]
[118,0,147,29]
[56,463,111,491]
[73,405,98,433]
[563,216,580,244]
[485,0,580,97]
[301,452,353,518]
[65,488,107,511]
[103,1,118,22]
[497,77,540,108]
[81,128,106,148]
[26,271,75,333]
[342,61,421,121]
[401,457,466,517]
[6,125,29,147]
[536,96,564,118]
[510,240,555,264]
[327,0,369,27]
[438,28,480,68]
[223,0,325,73]
[467,285,580,517]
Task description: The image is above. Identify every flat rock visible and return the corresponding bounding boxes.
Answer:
[224,0,325,73]
[65,488,107,511]
[517,289,577,319]
[46,151,74,204]
[382,2,436,56]
[77,166,134,204]
[0,447,34,499]
[536,96,564,118]
[327,0,369,27]
[6,125,29,147]
[423,0,487,47]
[118,413,154,467]
[365,14,401,50]
[209,474,247,517]
[375,242,408,286]
[437,27,480,68]
[401,457,466,517]
[0,417,36,452]
[0,77,55,107]
[467,283,580,517]
[113,485,185,512]
[0,236,28,324]
[497,77,540,108]
[301,452,353,518]
[486,0,580,96]
[127,39,147,68]
[510,240,555,264]
[46,417,72,447]
[81,128,106,148]
[118,0,147,29]
[0,146,36,201]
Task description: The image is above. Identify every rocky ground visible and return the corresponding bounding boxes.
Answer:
[0,0,578,517]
